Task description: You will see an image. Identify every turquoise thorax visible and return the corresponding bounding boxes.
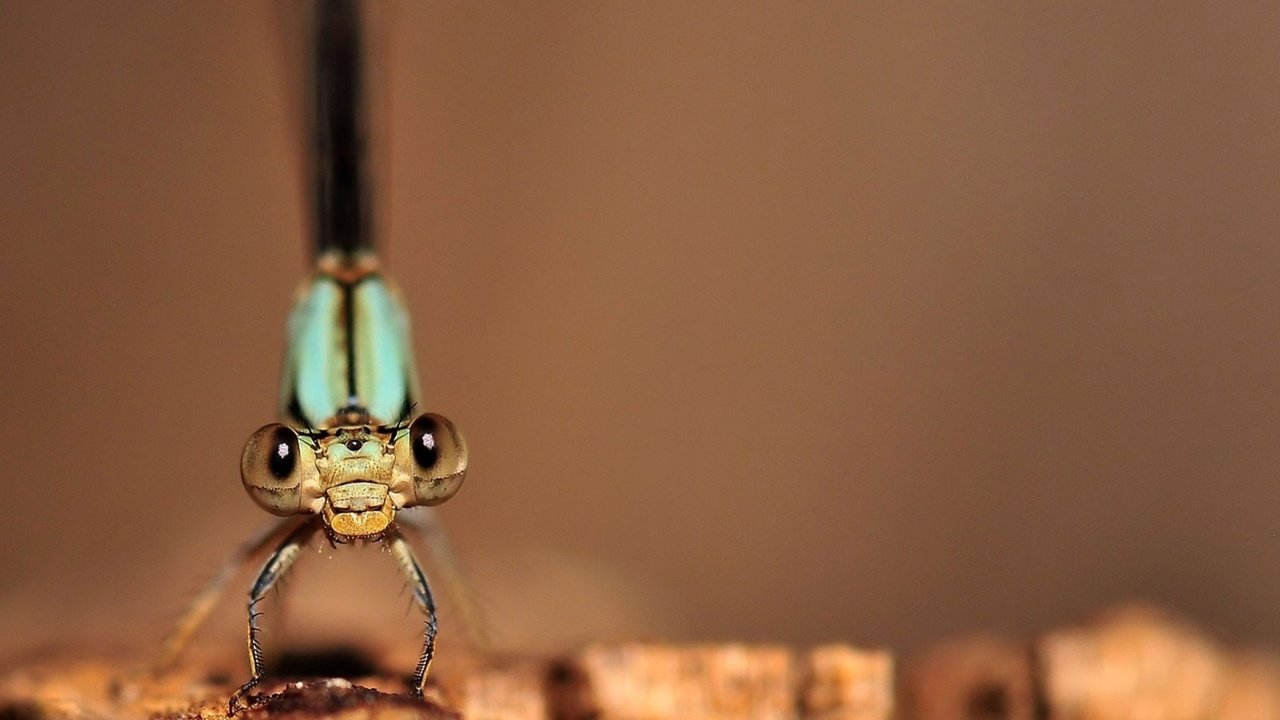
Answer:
[280,268,420,428]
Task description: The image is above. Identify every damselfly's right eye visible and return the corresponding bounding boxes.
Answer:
[392,413,468,507]
[241,424,320,516]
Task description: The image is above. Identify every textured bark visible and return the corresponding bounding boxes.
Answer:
[575,643,797,720]
[7,607,1280,720]
[0,644,892,720]
[800,645,894,720]
[1036,604,1280,720]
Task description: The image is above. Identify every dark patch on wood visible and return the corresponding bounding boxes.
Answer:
[544,659,598,720]
[0,702,43,720]
[270,646,381,679]
[967,684,1008,719]
[903,635,1036,720]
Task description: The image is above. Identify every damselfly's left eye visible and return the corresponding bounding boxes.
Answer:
[241,423,320,516]
[393,413,468,507]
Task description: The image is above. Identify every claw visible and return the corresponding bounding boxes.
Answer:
[227,678,259,716]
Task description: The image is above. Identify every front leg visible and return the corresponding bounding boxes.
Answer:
[387,531,438,698]
[229,519,320,714]
[397,509,489,651]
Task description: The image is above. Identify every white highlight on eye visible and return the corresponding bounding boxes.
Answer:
[421,434,435,450]
[276,442,290,459]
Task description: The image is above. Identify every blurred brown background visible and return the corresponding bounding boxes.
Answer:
[2,1,1280,664]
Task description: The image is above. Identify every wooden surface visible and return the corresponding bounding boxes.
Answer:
[898,604,1280,720]
[5,604,1280,719]
[0,644,892,720]
[1036,606,1280,720]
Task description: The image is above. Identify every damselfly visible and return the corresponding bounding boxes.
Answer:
[156,2,470,712]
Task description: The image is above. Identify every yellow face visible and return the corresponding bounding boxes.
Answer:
[240,413,468,540]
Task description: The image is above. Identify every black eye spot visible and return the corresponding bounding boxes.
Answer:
[345,439,363,452]
[410,415,440,469]
[268,426,299,479]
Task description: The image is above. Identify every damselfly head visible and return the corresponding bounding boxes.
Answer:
[239,413,468,541]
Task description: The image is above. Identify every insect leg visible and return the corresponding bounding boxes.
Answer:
[387,530,437,698]
[155,516,306,674]
[397,509,490,650]
[229,519,319,714]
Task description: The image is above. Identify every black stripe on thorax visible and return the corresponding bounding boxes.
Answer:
[337,274,378,407]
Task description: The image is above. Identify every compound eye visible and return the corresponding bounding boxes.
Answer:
[395,413,468,506]
[241,423,317,516]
